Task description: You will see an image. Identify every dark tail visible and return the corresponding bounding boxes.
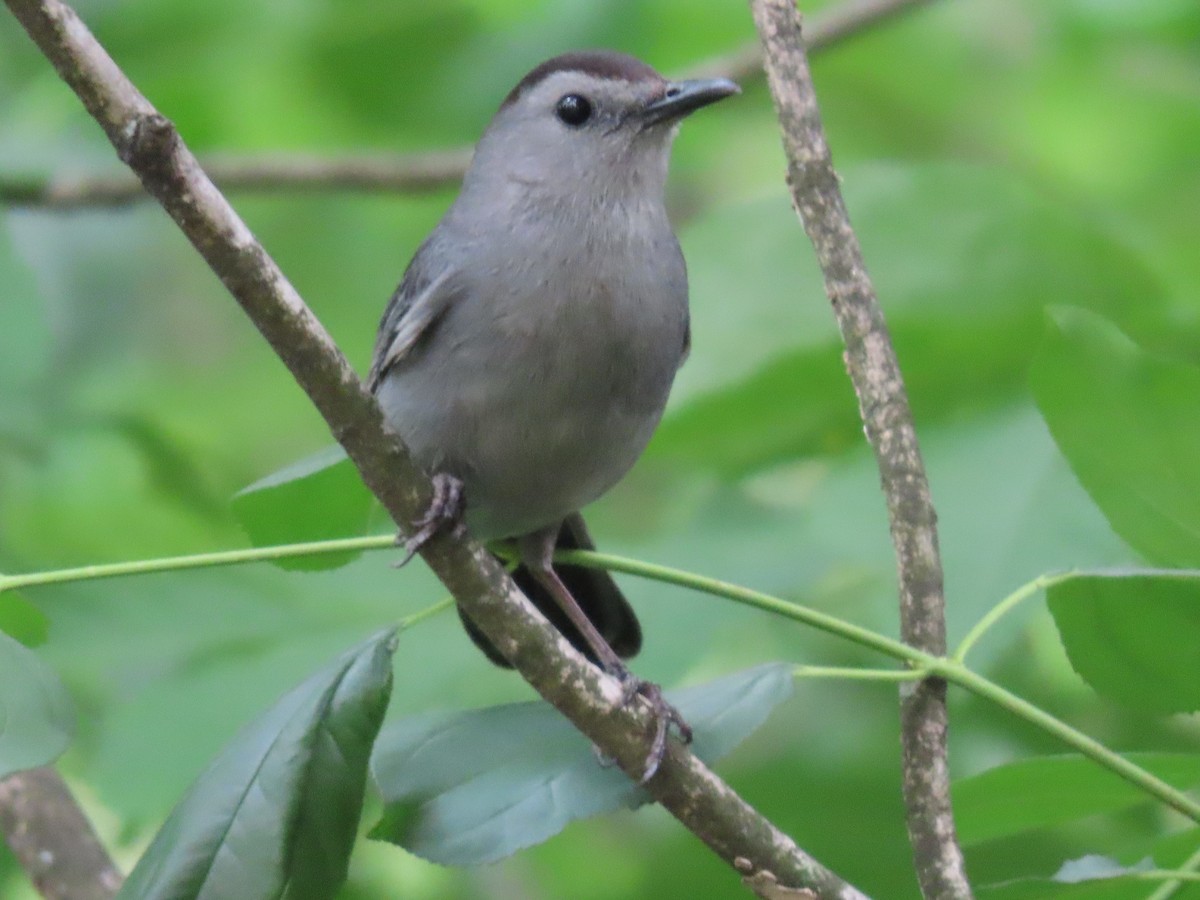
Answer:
[457,513,642,667]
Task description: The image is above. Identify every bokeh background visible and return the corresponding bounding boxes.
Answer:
[2,0,1198,896]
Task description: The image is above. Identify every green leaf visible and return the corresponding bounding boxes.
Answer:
[0,629,74,778]
[118,628,396,900]
[0,590,49,647]
[1046,569,1200,713]
[369,662,793,865]
[954,751,1200,845]
[658,163,1164,476]
[233,445,375,571]
[975,827,1200,898]
[977,865,1156,899]
[1031,307,1200,567]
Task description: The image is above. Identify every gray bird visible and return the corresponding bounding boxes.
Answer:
[368,50,738,778]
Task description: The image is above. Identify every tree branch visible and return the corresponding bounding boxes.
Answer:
[0,150,473,209]
[2,0,937,211]
[748,1,971,898]
[0,767,122,900]
[3,0,869,896]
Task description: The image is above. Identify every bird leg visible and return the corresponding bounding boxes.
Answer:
[519,526,692,783]
[394,472,467,567]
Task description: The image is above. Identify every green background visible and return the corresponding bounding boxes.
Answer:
[2,0,1199,896]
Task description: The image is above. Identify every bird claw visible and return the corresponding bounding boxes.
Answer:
[603,665,692,784]
[393,473,467,567]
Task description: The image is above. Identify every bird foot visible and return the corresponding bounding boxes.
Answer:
[595,665,692,784]
[393,473,467,567]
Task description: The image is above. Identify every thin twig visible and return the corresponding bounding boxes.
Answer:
[1146,844,1200,900]
[0,150,473,209]
[684,0,937,81]
[2,0,937,210]
[0,534,397,593]
[952,571,1073,664]
[0,768,123,900]
[3,0,870,897]
[748,1,971,898]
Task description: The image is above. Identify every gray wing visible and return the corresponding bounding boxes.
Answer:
[366,249,460,393]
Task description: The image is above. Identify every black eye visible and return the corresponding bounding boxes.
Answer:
[555,94,592,127]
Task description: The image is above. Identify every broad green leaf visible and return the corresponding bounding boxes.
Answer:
[0,590,49,647]
[0,629,74,778]
[79,568,446,827]
[625,406,1132,681]
[233,445,375,571]
[369,662,793,865]
[1031,307,1200,567]
[954,752,1200,845]
[1047,570,1200,713]
[974,828,1200,898]
[977,864,1157,900]
[659,163,1164,476]
[974,831,1200,900]
[118,628,396,900]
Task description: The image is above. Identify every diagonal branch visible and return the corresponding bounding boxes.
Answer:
[748,1,971,898]
[1,0,938,211]
[3,0,869,897]
[0,767,122,900]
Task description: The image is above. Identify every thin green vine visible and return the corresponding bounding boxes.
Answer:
[1146,844,1200,900]
[7,536,1198,827]
[794,665,928,683]
[0,535,395,594]
[558,548,1200,825]
[953,570,1075,664]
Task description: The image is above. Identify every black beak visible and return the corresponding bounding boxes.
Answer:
[640,77,740,127]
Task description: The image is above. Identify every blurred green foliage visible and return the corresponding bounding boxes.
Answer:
[3,0,1200,897]
[369,663,793,866]
[117,629,395,900]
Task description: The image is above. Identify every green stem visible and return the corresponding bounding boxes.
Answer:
[794,665,928,682]
[400,596,455,629]
[8,539,1198,827]
[953,570,1075,663]
[1139,870,1200,884]
[555,548,931,668]
[559,548,1200,826]
[933,657,1200,822]
[1145,845,1200,900]
[0,535,396,593]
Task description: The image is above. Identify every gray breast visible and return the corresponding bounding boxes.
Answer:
[376,206,688,540]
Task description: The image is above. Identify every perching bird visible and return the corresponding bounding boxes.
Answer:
[368,50,738,779]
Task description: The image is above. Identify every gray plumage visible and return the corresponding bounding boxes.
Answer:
[369,51,737,678]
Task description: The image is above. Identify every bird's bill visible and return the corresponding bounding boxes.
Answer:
[640,77,741,127]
